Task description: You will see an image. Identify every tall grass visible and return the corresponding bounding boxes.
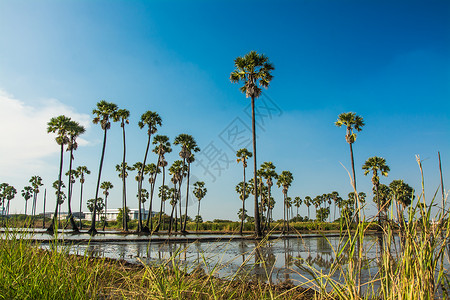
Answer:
[294,156,450,299]
[0,229,102,299]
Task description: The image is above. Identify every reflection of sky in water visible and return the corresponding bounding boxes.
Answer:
[39,234,396,289]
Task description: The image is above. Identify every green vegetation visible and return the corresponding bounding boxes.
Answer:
[0,230,315,299]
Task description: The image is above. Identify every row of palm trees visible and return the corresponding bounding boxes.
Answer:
[45,100,208,235]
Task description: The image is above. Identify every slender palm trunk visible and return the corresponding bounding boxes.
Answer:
[138,134,152,232]
[196,200,201,231]
[42,189,46,228]
[25,200,28,216]
[67,148,79,232]
[121,121,128,231]
[102,194,108,231]
[263,187,270,232]
[283,195,286,233]
[251,96,262,237]
[48,143,64,233]
[169,203,175,234]
[89,128,108,235]
[349,142,358,222]
[31,193,36,223]
[182,162,191,232]
[178,182,182,233]
[145,159,160,232]
[79,181,84,229]
[155,166,166,232]
[240,166,246,235]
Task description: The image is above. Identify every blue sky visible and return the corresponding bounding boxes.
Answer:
[0,0,449,221]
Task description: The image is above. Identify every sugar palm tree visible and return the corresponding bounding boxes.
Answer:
[230,51,274,237]
[335,112,364,223]
[132,162,144,231]
[168,187,178,234]
[75,165,90,229]
[236,148,252,234]
[193,181,207,231]
[153,135,172,232]
[46,115,72,233]
[113,108,130,232]
[115,162,132,231]
[22,186,33,215]
[277,171,294,233]
[137,111,162,232]
[377,183,392,222]
[304,196,312,220]
[389,179,414,224]
[90,100,118,235]
[65,120,85,231]
[144,163,160,231]
[157,185,169,230]
[29,175,43,222]
[294,196,302,218]
[4,185,17,218]
[100,181,113,231]
[168,160,186,233]
[52,180,66,223]
[174,134,200,232]
[259,161,278,231]
[236,181,252,233]
[362,156,390,227]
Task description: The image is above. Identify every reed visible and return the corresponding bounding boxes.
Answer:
[294,156,450,299]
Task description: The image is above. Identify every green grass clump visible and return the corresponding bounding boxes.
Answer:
[0,230,316,299]
[0,230,102,299]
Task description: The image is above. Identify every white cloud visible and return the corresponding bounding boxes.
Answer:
[0,90,91,178]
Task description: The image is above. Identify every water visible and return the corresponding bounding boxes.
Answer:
[36,233,383,288]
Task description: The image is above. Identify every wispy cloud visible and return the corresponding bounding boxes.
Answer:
[0,90,91,178]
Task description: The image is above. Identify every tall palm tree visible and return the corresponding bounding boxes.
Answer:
[304,196,312,220]
[100,181,113,231]
[259,161,278,231]
[236,148,252,234]
[362,156,390,227]
[153,135,172,232]
[144,163,160,231]
[168,187,178,234]
[65,120,85,231]
[90,100,118,235]
[75,166,90,229]
[4,185,16,218]
[236,181,252,233]
[174,134,200,232]
[230,51,274,237]
[168,160,186,233]
[157,185,169,230]
[335,112,364,223]
[52,180,66,223]
[21,186,33,215]
[389,179,414,224]
[46,115,72,233]
[193,181,207,231]
[29,175,43,222]
[113,108,130,232]
[138,111,162,232]
[132,162,144,231]
[115,162,132,231]
[277,170,294,233]
[294,196,302,219]
[377,184,392,222]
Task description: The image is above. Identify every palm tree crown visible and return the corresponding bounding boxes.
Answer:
[362,156,390,186]
[230,51,274,99]
[335,112,364,144]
